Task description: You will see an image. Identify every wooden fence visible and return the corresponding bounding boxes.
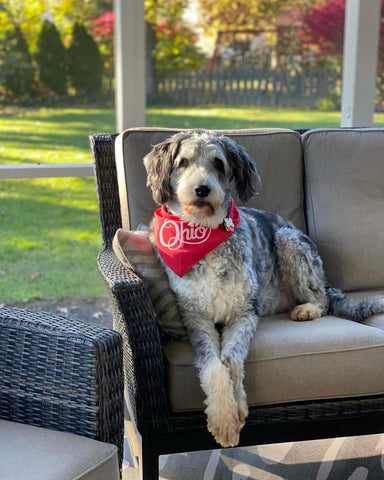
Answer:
[157,67,340,108]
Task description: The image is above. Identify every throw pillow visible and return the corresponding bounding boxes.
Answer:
[112,228,189,341]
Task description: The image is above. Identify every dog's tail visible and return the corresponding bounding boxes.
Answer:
[325,286,384,322]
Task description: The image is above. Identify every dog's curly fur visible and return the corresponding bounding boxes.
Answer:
[144,131,384,448]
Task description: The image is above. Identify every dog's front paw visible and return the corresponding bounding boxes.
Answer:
[221,356,248,426]
[206,404,242,447]
[290,303,322,321]
[237,397,248,427]
[202,361,242,447]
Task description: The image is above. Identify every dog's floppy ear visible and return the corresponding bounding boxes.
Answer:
[144,132,189,204]
[219,136,261,202]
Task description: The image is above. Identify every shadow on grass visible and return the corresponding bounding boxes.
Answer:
[0,177,104,303]
[0,108,116,163]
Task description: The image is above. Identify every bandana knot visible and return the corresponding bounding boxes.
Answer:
[154,198,240,277]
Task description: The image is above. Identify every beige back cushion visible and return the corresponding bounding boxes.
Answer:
[115,128,305,232]
[303,128,384,291]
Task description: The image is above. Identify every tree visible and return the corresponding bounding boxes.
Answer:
[198,0,303,35]
[298,0,384,64]
[145,0,205,72]
[197,0,315,68]
[0,0,46,52]
[0,0,100,52]
[92,12,114,93]
[35,20,67,94]
[0,24,35,98]
[92,3,205,96]
[299,0,384,104]
[67,22,104,94]
[297,0,346,63]
[49,0,100,41]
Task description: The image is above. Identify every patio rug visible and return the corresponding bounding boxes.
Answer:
[122,433,384,479]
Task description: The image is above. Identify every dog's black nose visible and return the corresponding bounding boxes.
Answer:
[195,185,211,198]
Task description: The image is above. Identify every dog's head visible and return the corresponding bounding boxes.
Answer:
[144,131,261,227]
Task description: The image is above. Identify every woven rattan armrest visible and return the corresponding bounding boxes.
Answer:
[98,248,173,435]
[0,307,124,465]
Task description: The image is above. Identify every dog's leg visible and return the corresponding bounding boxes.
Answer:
[186,320,241,448]
[275,227,328,321]
[220,311,258,429]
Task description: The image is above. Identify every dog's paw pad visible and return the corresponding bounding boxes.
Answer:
[290,303,321,321]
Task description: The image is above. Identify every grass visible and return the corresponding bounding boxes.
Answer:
[1,105,384,304]
[147,106,344,129]
[0,107,115,304]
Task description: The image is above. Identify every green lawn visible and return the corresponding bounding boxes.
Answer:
[1,106,384,304]
[147,106,344,129]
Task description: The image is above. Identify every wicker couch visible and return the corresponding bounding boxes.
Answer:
[0,308,124,480]
[90,127,384,480]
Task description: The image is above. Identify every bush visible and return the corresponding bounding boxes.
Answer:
[317,91,341,111]
[0,25,35,98]
[67,23,104,94]
[35,20,67,94]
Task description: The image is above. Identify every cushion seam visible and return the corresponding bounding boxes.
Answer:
[302,137,318,243]
[252,342,384,362]
[302,127,384,139]
[165,342,384,366]
[73,447,118,480]
[121,128,301,142]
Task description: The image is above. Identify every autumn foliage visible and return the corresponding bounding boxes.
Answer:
[298,0,384,59]
[92,3,205,72]
[92,12,114,38]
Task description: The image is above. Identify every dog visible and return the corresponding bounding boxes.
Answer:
[143,131,384,448]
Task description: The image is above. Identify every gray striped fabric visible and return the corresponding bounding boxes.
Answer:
[113,229,188,340]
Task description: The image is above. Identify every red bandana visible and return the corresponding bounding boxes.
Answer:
[154,198,240,277]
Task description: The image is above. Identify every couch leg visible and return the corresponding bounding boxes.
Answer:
[138,438,159,480]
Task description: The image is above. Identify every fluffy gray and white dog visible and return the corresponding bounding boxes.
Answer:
[144,131,384,448]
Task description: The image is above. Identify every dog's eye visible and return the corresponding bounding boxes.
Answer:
[179,158,189,168]
[213,157,225,175]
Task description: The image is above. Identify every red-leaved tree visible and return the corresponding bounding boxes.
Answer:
[298,0,345,59]
[92,12,114,93]
[92,12,114,37]
[298,0,384,61]
[298,0,384,103]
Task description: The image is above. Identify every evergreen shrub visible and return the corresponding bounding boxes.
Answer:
[35,20,67,94]
[67,23,104,94]
[0,25,35,97]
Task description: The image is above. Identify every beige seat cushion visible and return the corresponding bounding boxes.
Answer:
[163,290,384,412]
[115,128,305,232]
[0,420,119,480]
[303,128,384,291]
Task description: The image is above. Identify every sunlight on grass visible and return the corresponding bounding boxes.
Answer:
[146,106,342,129]
[0,176,104,303]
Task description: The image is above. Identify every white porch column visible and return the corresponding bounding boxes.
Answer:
[114,0,146,132]
[341,0,381,127]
